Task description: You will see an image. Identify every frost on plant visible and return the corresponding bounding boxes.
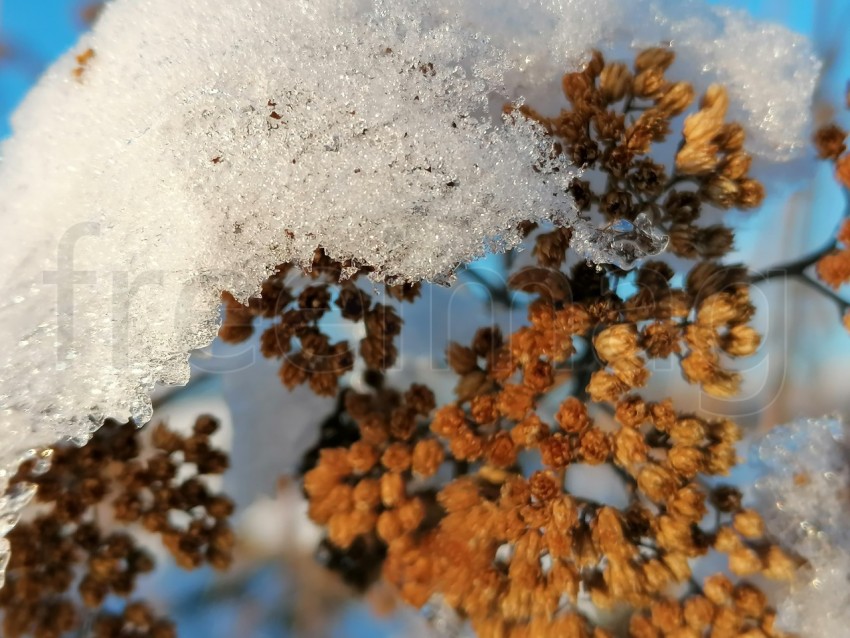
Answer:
[0,0,818,583]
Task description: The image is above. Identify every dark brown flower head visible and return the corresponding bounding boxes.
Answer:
[1,417,234,638]
[814,123,847,160]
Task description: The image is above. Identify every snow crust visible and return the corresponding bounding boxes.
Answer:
[753,416,850,637]
[0,0,819,578]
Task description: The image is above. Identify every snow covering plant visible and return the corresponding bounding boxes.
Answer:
[0,0,821,603]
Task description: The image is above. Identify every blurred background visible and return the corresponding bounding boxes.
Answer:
[1,1,849,637]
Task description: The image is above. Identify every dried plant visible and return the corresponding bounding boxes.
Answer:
[0,417,233,638]
[213,48,822,638]
[5,46,850,638]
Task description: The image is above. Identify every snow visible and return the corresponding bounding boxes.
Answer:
[752,416,850,637]
[0,0,819,579]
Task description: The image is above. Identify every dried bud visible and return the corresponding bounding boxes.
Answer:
[702,175,739,208]
[676,142,720,176]
[381,443,412,473]
[376,510,404,543]
[633,68,666,98]
[683,596,714,630]
[613,396,647,430]
[430,405,466,438]
[594,324,639,361]
[817,250,850,289]
[592,111,626,142]
[637,464,677,502]
[534,227,572,267]
[599,62,632,103]
[720,151,752,180]
[485,432,518,468]
[379,472,406,507]
[640,321,681,358]
[529,471,561,502]
[680,85,728,151]
[539,433,572,469]
[664,190,702,223]
[728,546,762,576]
[218,291,254,343]
[508,267,571,302]
[720,324,761,357]
[629,158,667,196]
[511,413,548,448]
[733,583,767,620]
[497,383,536,420]
[762,545,796,580]
[703,574,734,605]
[656,81,694,116]
[578,428,610,464]
[668,446,704,477]
[411,439,444,477]
[584,49,605,77]
[562,72,593,105]
[599,189,634,219]
[455,369,491,402]
[716,122,746,151]
[587,370,629,403]
[470,394,499,425]
[556,396,591,433]
[710,486,742,513]
[736,178,765,209]
[814,123,848,160]
[732,509,765,539]
[614,426,648,467]
[635,47,675,73]
[447,342,478,375]
[696,225,735,258]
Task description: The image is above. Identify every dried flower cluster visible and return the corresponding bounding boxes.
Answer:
[507,47,763,264]
[214,48,803,637]
[0,417,234,638]
[219,253,413,393]
[9,45,848,638]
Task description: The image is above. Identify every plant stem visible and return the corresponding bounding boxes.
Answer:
[748,237,836,283]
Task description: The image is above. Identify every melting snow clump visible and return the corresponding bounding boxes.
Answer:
[0,0,820,578]
[753,416,850,638]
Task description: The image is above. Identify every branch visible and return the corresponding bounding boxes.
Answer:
[458,265,514,308]
[749,201,850,317]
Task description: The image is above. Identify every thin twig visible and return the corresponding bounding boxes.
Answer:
[458,266,513,308]
[748,238,837,283]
